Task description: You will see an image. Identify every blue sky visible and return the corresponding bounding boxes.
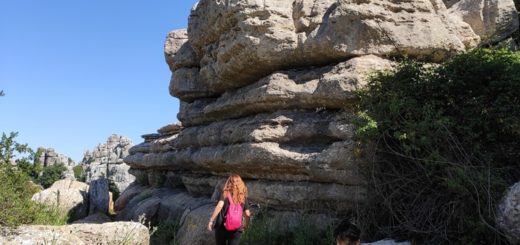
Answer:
[0,0,199,162]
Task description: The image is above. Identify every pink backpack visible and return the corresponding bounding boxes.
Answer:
[224,193,243,231]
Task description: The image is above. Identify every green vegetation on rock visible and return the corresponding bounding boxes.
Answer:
[356,49,520,244]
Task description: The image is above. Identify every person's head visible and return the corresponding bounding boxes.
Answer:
[222,174,248,204]
[334,219,361,245]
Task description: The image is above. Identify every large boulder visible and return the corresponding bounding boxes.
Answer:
[0,222,149,245]
[88,178,110,215]
[496,182,520,244]
[31,179,89,222]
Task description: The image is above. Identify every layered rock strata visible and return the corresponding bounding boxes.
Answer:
[118,1,519,244]
[81,134,134,193]
[37,147,74,167]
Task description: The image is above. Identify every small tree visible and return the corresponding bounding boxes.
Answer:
[0,132,34,166]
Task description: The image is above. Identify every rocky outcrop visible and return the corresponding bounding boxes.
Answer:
[81,134,134,193]
[37,147,76,180]
[496,182,520,244]
[0,222,149,245]
[31,179,89,222]
[37,147,74,168]
[118,1,519,244]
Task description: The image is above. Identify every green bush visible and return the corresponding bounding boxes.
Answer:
[37,164,67,188]
[356,49,520,244]
[0,164,67,227]
[241,210,335,245]
[0,132,68,227]
[73,165,86,182]
[150,221,181,245]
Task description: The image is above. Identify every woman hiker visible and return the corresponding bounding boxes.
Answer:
[207,174,251,245]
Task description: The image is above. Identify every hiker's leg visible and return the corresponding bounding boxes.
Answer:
[215,227,227,245]
[227,231,242,245]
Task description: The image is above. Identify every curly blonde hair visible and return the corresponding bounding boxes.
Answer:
[223,174,248,204]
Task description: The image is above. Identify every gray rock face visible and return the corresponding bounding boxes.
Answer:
[0,222,149,245]
[31,179,89,222]
[496,182,520,244]
[447,0,519,43]
[183,0,477,98]
[177,55,393,126]
[37,147,74,167]
[81,134,134,193]
[88,179,110,215]
[116,1,519,243]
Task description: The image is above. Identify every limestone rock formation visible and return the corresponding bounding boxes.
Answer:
[37,147,74,167]
[496,181,520,244]
[81,134,134,193]
[447,0,519,43]
[31,179,89,222]
[37,147,76,180]
[0,222,149,245]
[118,1,519,244]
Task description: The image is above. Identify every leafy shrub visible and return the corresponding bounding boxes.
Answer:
[356,49,520,244]
[73,165,86,182]
[0,163,67,227]
[0,132,68,227]
[0,132,33,166]
[37,163,67,188]
[241,209,335,245]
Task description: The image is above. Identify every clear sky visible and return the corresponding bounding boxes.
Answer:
[0,0,199,162]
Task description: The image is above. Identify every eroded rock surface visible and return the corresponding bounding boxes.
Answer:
[118,1,519,244]
[31,179,89,222]
[81,134,134,193]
